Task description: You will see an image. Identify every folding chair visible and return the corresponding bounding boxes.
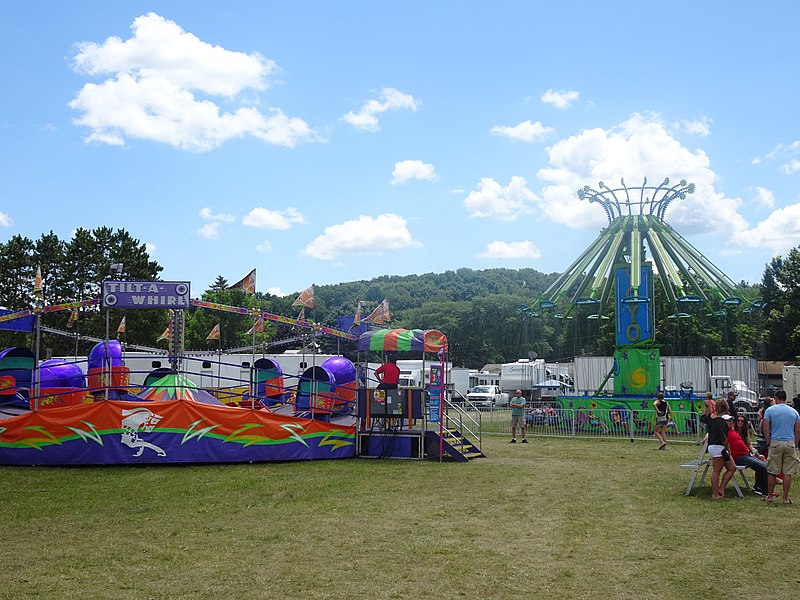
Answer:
[681,441,750,497]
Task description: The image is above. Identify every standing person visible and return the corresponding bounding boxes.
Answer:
[728,415,768,496]
[706,399,737,500]
[375,355,400,390]
[653,393,672,450]
[762,390,800,504]
[726,391,739,419]
[756,396,773,456]
[510,390,528,444]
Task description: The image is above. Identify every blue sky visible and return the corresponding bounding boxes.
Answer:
[2,2,799,299]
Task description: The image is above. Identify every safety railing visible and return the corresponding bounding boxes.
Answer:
[441,394,482,454]
[469,407,706,444]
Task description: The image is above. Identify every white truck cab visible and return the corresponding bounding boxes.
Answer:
[466,385,509,409]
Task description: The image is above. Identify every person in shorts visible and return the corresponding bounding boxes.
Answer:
[705,399,737,500]
[762,390,800,504]
[510,390,527,444]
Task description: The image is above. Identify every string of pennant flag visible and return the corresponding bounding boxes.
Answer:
[3,267,390,344]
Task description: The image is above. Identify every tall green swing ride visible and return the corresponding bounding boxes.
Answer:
[531,177,762,396]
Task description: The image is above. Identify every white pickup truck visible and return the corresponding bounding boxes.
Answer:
[466,385,510,409]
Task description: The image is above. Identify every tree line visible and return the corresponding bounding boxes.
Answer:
[1,229,798,366]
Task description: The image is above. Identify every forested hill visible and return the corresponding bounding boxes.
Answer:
[299,267,559,367]
[315,267,556,312]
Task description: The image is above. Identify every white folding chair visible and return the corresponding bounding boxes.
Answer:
[681,441,750,497]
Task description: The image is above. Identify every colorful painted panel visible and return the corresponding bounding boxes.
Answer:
[0,400,355,465]
[615,265,653,345]
[613,348,660,396]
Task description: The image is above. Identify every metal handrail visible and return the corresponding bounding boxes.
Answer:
[442,395,482,454]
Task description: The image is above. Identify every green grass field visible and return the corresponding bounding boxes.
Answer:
[1,436,798,599]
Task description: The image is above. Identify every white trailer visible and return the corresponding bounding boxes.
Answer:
[660,356,711,394]
[782,365,800,400]
[394,360,468,396]
[450,367,471,397]
[469,370,501,389]
[711,356,759,394]
[573,356,614,395]
[500,359,547,395]
[545,362,574,390]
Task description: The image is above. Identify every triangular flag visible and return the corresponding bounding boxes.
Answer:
[363,299,391,324]
[117,316,126,334]
[206,323,221,341]
[157,310,173,342]
[66,308,79,329]
[227,269,256,294]
[157,323,171,342]
[292,307,305,330]
[246,317,265,335]
[33,266,43,297]
[292,284,315,308]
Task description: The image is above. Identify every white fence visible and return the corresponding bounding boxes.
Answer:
[468,407,709,443]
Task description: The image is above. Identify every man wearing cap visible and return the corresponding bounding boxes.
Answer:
[762,390,800,504]
[726,391,739,419]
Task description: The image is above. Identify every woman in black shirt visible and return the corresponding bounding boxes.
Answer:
[706,398,736,500]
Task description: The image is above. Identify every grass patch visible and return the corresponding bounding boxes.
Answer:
[1,437,798,599]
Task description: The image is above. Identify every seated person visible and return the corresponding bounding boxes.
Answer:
[586,411,609,433]
[375,355,400,390]
[529,406,546,426]
[727,414,768,496]
[632,410,650,434]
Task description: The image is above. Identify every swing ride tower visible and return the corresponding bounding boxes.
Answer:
[535,177,749,396]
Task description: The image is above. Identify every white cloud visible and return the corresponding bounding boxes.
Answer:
[753,186,775,209]
[779,159,800,174]
[267,287,286,296]
[463,176,536,221]
[69,13,316,151]
[303,213,421,259]
[145,242,156,255]
[199,207,236,222]
[541,89,579,109]
[682,116,712,137]
[478,240,542,260]
[242,207,305,230]
[490,120,554,142]
[535,113,750,237]
[341,88,420,132]
[0,211,12,227]
[197,222,221,239]
[752,140,800,172]
[391,160,437,185]
[255,240,272,253]
[740,202,800,254]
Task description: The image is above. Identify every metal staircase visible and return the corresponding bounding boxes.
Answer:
[424,398,484,461]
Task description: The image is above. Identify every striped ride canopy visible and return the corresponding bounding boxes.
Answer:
[357,328,447,353]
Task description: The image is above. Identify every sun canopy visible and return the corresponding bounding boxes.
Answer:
[357,329,447,353]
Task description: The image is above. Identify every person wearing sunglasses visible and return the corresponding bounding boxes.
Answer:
[727,414,768,496]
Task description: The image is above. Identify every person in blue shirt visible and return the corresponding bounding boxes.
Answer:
[762,390,800,504]
[509,390,528,444]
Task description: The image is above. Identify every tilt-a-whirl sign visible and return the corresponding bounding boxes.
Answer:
[101,281,191,309]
